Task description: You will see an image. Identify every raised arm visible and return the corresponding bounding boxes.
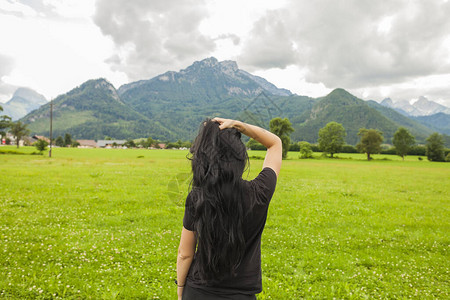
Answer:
[213,118,282,177]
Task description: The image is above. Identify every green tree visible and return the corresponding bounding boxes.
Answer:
[269,117,294,159]
[0,105,11,139]
[318,121,346,158]
[64,133,72,147]
[35,139,48,152]
[426,132,445,162]
[393,127,415,161]
[10,121,30,148]
[55,136,64,147]
[356,128,383,161]
[299,141,313,159]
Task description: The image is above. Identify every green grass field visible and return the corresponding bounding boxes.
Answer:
[0,146,448,299]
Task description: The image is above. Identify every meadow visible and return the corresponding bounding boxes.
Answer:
[0,146,448,299]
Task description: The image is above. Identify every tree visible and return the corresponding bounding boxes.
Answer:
[64,133,72,147]
[9,121,30,148]
[318,122,346,158]
[426,132,445,162]
[356,128,383,160]
[269,117,294,159]
[55,136,64,147]
[0,105,11,139]
[299,141,313,159]
[393,127,415,160]
[35,139,48,152]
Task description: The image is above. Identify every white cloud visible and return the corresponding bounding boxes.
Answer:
[0,54,17,102]
[0,4,127,100]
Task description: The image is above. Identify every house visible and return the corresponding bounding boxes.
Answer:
[33,135,50,143]
[96,140,126,148]
[77,140,98,148]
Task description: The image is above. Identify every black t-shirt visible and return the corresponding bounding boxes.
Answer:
[183,167,277,295]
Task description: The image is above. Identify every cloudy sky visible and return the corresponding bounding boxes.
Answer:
[1,0,449,106]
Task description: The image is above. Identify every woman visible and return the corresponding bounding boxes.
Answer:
[177,118,282,299]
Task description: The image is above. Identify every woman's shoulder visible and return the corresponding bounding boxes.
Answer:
[242,168,277,201]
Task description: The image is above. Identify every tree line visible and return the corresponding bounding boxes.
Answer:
[248,118,449,162]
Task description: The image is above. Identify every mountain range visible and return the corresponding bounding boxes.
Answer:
[10,57,450,144]
[380,96,450,116]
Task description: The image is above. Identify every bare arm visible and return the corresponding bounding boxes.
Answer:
[213,118,282,177]
[177,227,196,299]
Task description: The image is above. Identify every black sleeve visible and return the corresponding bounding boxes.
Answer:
[250,167,277,204]
[183,192,195,231]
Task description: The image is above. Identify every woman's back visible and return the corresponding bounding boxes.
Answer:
[183,167,277,295]
[177,118,282,300]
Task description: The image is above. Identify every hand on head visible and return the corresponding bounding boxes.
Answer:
[212,117,235,130]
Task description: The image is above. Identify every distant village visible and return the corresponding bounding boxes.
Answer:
[1,132,192,150]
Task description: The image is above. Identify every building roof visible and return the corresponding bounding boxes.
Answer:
[33,135,50,143]
[76,140,98,147]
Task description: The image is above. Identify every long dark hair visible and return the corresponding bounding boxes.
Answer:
[188,119,249,282]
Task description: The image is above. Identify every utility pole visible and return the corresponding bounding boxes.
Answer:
[49,99,53,158]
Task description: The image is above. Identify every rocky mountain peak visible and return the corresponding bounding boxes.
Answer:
[190,57,219,69]
[381,98,393,107]
[219,60,239,76]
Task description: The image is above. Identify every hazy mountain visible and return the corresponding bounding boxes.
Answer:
[413,96,450,116]
[1,88,47,120]
[412,112,450,135]
[366,100,433,140]
[380,96,450,116]
[22,79,172,140]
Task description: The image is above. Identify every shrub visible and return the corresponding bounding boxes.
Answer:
[34,139,48,152]
[299,141,313,159]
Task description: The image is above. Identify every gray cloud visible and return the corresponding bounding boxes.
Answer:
[239,0,450,91]
[0,54,16,103]
[94,0,216,81]
[239,10,298,70]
